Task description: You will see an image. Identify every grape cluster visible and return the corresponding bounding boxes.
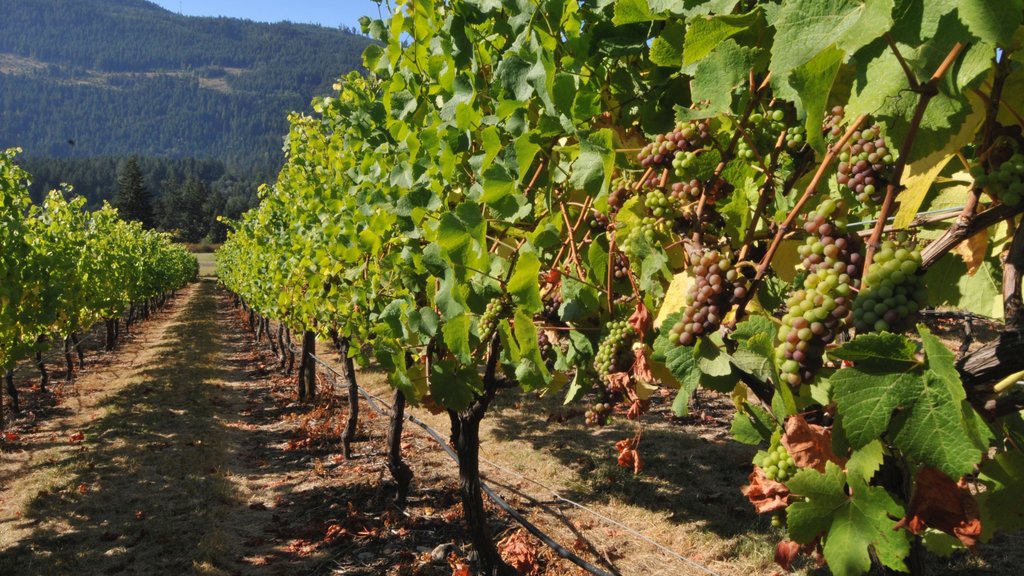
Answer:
[612,251,630,281]
[584,400,613,426]
[594,320,636,377]
[852,240,924,333]
[608,184,630,211]
[638,120,712,169]
[479,297,507,343]
[737,138,756,161]
[822,105,845,139]
[785,125,807,152]
[776,199,860,387]
[670,179,702,203]
[749,109,787,133]
[620,217,662,259]
[973,153,1024,207]
[837,124,894,204]
[588,210,610,233]
[666,250,747,347]
[538,331,556,370]
[754,439,797,483]
[644,188,680,219]
[541,291,563,323]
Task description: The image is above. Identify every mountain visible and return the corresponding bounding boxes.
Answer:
[0,0,372,167]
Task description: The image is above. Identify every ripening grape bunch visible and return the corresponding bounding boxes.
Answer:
[670,179,702,203]
[612,250,630,281]
[588,209,610,233]
[538,331,556,370]
[667,249,748,347]
[608,182,631,212]
[584,400,613,426]
[594,320,636,377]
[837,123,895,205]
[638,119,712,169]
[822,105,846,139]
[973,152,1024,207]
[852,239,925,333]
[754,438,797,483]
[541,290,563,323]
[776,199,860,387]
[478,296,507,343]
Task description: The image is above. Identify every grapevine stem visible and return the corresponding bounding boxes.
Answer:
[634,167,655,192]
[863,42,965,280]
[1003,216,1024,329]
[559,202,588,280]
[607,236,617,314]
[551,195,593,272]
[730,114,869,324]
[738,130,788,261]
[885,33,920,90]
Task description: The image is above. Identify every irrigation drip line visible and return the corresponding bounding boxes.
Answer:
[279,330,722,576]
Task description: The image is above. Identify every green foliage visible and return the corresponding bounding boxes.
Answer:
[214,1,1024,573]
[0,148,197,372]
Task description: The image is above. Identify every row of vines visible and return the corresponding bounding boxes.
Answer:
[217,1,1024,574]
[0,148,198,425]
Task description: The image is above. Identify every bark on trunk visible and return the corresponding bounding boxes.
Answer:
[276,324,286,370]
[105,319,117,351]
[267,319,278,355]
[4,370,17,414]
[71,332,85,369]
[254,314,264,343]
[451,335,514,576]
[63,336,74,382]
[285,329,295,375]
[297,330,316,401]
[387,389,413,506]
[337,338,360,458]
[35,351,48,392]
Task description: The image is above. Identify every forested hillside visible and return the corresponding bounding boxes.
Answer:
[0,0,371,165]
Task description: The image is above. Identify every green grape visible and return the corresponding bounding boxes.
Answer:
[852,239,923,333]
[594,320,636,377]
[478,296,508,343]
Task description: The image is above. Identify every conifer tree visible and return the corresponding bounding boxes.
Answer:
[113,157,153,228]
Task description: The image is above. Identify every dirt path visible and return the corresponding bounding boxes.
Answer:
[0,280,289,575]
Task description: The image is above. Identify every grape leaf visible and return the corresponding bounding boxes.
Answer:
[978,448,1024,539]
[508,250,543,315]
[786,462,910,575]
[682,10,763,67]
[731,402,774,445]
[650,21,685,68]
[769,0,894,86]
[654,321,702,416]
[957,0,1023,45]
[788,44,845,156]
[690,40,764,115]
[833,327,989,478]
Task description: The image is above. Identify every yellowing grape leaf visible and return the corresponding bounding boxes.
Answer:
[653,270,694,329]
[951,232,988,276]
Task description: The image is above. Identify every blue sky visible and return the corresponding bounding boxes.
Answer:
[149,0,387,30]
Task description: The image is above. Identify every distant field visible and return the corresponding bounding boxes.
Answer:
[195,252,217,277]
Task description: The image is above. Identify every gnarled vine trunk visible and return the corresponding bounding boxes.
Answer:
[63,335,74,383]
[71,332,85,369]
[297,330,316,401]
[450,336,514,576]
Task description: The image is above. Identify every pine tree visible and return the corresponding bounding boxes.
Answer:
[113,157,154,228]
